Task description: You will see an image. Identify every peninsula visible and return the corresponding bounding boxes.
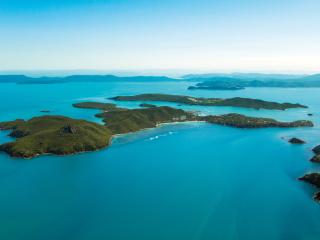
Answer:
[110,94,307,110]
[0,104,313,159]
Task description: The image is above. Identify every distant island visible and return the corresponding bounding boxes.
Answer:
[188,79,245,90]
[0,75,176,84]
[1,73,320,88]
[187,74,320,90]
[0,103,313,158]
[110,93,307,110]
[182,73,309,80]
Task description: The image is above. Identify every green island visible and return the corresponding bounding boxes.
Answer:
[95,106,197,134]
[0,116,112,158]
[202,114,312,128]
[110,93,307,110]
[0,102,313,158]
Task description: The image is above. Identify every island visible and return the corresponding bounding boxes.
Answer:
[0,116,112,158]
[109,94,307,110]
[288,137,306,144]
[188,79,245,90]
[186,74,320,90]
[299,173,320,202]
[202,114,313,128]
[0,106,197,158]
[0,104,313,159]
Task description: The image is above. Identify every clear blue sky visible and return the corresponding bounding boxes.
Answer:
[1,0,319,73]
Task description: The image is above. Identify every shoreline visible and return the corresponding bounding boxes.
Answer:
[17,121,207,158]
[109,120,205,144]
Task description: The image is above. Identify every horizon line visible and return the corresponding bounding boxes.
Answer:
[0,68,318,76]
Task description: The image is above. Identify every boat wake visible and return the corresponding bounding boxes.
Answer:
[149,131,175,141]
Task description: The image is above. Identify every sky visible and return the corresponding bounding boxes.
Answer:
[0,0,320,74]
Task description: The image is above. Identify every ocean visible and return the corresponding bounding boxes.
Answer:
[0,81,319,240]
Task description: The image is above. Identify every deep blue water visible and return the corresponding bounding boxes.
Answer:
[0,81,320,240]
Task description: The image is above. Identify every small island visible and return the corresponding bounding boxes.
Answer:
[288,137,306,144]
[110,94,307,110]
[0,116,112,158]
[188,80,245,91]
[0,104,313,159]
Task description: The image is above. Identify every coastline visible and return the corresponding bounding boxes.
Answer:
[109,120,205,144]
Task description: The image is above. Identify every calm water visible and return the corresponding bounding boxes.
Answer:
[0,81,320,240]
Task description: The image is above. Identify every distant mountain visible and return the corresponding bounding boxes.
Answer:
[0,75,177,84]
[1,73,320,87]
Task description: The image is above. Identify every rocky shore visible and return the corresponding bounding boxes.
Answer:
[299,173,320,202]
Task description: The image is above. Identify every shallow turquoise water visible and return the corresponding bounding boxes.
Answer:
[0,82,320,240]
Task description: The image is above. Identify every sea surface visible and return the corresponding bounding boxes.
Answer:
[0,81,320,240]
